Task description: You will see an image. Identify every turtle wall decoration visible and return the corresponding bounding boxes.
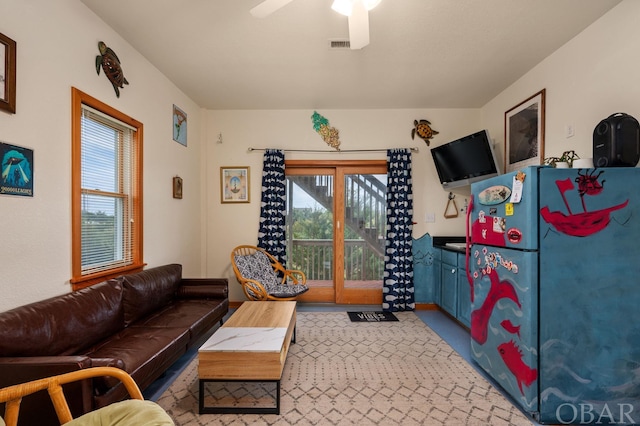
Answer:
[411,119,439,146]
[95,41,129,97]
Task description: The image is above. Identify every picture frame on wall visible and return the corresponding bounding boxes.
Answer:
[0,141,33,197]
[172,104,187,146]
[504,89,545,173]
[173,176,183,199]
[0,32,17,114]
[220,166,250,203]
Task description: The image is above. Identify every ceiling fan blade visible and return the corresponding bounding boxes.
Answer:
[250,0,297,18]
[347,1,370,49]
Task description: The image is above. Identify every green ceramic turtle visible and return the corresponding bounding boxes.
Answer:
[411,119,439,146]
[95,41,129,97]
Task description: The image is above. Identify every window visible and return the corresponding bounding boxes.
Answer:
[70,88,143,290]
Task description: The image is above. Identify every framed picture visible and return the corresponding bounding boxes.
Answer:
[504,89,545,173]
[220,166,250,203]
[172,104,187,146]
[1,141,33,197]
[0,32,17,114]
[173,176,183,199]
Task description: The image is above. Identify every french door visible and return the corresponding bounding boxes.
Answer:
[285,160,387,304]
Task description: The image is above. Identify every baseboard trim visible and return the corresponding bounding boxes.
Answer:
[229,301,441,310]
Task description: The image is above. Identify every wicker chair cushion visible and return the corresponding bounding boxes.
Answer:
[234,252,309,298]
[266,283,309,298]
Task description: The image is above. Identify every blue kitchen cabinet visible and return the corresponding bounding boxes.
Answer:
[440,249,458,317]
[435,248,471,328]
[413,233,438,303]
[432,247,441,305]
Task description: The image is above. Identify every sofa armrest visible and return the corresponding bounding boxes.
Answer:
[0,356,95,422]
[0,356,93,384]
[89,358,125,369]
[0,355,92,370]
[177,278,228,299]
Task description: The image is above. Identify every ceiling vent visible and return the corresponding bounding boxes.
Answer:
[329,39,351,49]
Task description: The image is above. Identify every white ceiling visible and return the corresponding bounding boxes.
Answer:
[80,0,621,110]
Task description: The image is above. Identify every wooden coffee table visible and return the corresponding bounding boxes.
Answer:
[198,301,296,414]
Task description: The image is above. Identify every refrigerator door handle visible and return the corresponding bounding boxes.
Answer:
[465,194,474,289]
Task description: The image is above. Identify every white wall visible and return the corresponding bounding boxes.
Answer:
[204,109,482,301]
[481,0,640,165]
[205,0,640,303]
[0,0,203,311]
[2,0,635,309]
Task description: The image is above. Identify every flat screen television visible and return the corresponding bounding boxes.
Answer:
[430,129,501,189]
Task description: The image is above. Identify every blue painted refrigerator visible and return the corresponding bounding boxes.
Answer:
[468,166,640,425]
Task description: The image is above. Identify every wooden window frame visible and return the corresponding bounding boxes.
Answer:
[285,160,387,304]
[70,87,144,290]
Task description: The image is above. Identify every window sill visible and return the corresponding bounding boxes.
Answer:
[70,263,146,291]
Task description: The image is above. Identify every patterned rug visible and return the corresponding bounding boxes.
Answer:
[157,312,532,425]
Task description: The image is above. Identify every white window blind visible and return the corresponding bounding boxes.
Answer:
[80,106,137,276]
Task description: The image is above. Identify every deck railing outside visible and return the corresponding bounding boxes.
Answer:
[289,239,384,282]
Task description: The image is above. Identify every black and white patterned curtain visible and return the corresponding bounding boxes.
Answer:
[257,149,287,265]
[383,149,415,312]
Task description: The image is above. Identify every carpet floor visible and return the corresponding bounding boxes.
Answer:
[156,311,533,425]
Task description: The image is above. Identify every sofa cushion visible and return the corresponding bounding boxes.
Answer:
[84,325,190,394]
[132,299,228,345]
[0,280,124,357]
[122,264,182,326]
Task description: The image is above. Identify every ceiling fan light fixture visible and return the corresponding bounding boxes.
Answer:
[362,0,381,11]
[331,0,354,16]
[332,0,381,16]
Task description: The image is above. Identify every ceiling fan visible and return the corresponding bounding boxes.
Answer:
[250,0,381,50]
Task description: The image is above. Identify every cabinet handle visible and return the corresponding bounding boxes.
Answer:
[451,268,456,274]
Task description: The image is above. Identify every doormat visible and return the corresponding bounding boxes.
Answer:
[347,311,399,322]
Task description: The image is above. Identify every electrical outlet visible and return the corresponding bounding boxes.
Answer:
[565,124,575,138]
[426,212,435,223]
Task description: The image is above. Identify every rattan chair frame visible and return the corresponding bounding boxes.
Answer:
[0,367,143,426]
[230,245,307,301]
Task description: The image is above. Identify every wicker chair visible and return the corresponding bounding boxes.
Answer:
[0,367,173,426]
[231,245,310,301]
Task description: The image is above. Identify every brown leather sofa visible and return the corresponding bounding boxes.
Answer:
[0,264,228,426]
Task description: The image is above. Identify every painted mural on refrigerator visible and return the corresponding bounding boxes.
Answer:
[469,166,639,425]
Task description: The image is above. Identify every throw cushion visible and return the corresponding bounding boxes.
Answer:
[66,400,174,426]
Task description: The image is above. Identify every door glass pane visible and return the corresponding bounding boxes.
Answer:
[344,173,386,289]
[286,175,334,288]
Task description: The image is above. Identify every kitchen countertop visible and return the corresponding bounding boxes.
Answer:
[432,236,467,252]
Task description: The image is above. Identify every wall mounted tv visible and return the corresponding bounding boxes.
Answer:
[430,129,501,189]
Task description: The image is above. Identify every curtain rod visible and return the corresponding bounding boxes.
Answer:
[247,147,419,153]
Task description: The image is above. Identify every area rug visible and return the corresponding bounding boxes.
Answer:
[156,312,532,425]
[347,311,398,322]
